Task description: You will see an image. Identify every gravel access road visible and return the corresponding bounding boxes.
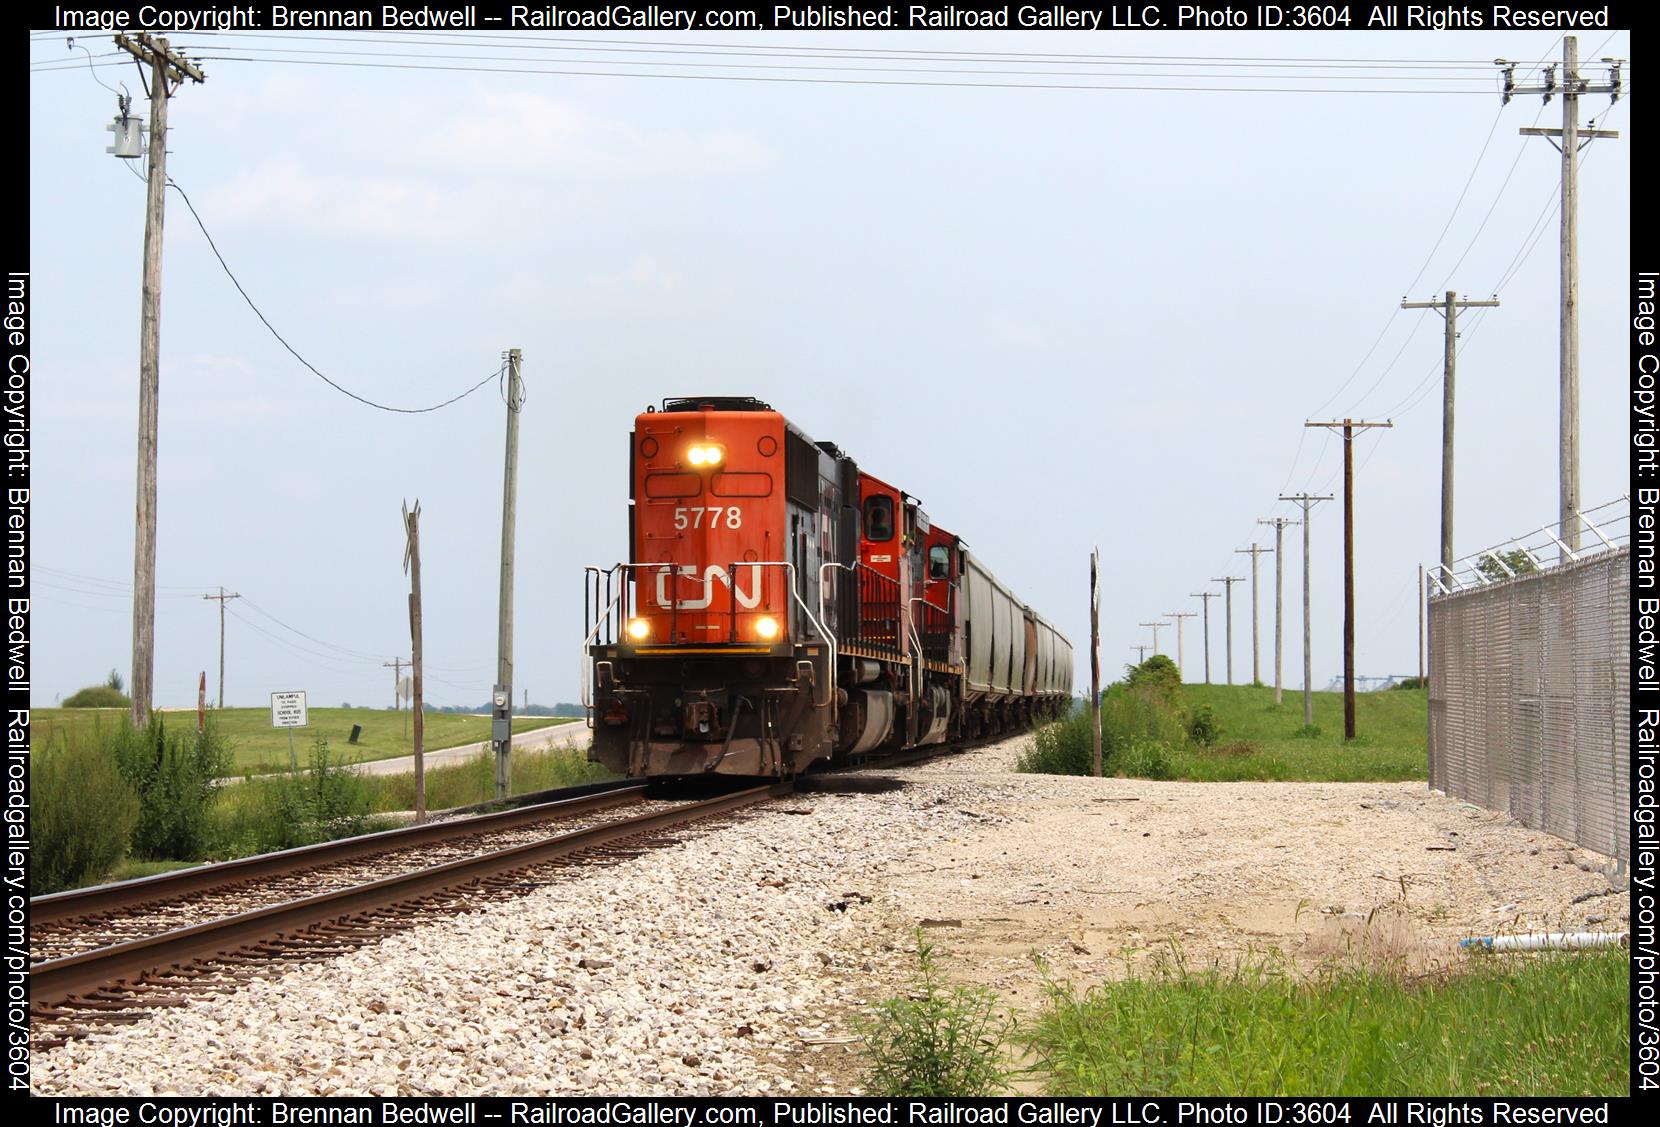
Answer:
[34,734,1624,1096]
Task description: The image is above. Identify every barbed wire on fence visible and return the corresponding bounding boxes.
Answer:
[1425,495,1630,596]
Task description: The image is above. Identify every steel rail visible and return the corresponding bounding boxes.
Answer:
[30,780,648,926]
[33,783,789,1008]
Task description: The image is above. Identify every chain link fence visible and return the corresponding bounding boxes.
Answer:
[1428,539,1629,862]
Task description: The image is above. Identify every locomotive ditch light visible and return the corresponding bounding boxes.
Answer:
[626,617,651,641]
[686,443,724,467]
[754,615,780,641]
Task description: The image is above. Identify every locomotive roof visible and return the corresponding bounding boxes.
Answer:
[657,396,774,414]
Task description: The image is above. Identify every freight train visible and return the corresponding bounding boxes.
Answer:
[583,397,1072,778]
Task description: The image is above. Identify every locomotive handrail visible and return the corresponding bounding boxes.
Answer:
[583,561,835,712]
[733,560,834,710]
[580,564,629,725]
[846,560,903,655]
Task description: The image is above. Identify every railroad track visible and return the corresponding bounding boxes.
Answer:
[31,780,652,958]
[32,782,789,1048]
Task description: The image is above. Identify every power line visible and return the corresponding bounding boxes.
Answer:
[175,53,1508,95]
[1303,38,1566,425]
[165,176,503,414]
[163,31,1566,68]
[35,565,210,592]
[156,41,1514,84]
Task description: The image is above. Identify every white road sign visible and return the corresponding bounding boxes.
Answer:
[271,691,308,728]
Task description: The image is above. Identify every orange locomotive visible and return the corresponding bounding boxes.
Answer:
[583,397,1072,778]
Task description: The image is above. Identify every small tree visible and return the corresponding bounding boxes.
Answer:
[1124,654,1182,703]
[1475,548,1538,583]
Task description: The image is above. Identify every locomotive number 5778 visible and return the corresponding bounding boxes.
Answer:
[582,396,1072,779]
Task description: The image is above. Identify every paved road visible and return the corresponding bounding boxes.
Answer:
[342,721,592,778]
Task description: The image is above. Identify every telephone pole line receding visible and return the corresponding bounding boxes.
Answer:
[1501,38,1620,556]
[1279,494,1331,728]
[491,348,524,800]
[1130,644,1148,666]
[1163,610,1197,681]
[1401,291,1499,571]
[1211,577,1243,685]
[1305,420,1392,740]
[1191,591,1220,685]
[1138,621,1169,657]
[114,32,205,729]
[201,588,240,709]
[1234,545,1272,686]
[1258,518,1299,706]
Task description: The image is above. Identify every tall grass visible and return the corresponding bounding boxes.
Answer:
[111,717,232,860]
[1019,676,1428,783]
[206,735,388,857]
[1026,949,1629,1095]
[31,728,139,894]
[1017,690,1187,778]
[854,938,1015,1096]
[356,744,613,813]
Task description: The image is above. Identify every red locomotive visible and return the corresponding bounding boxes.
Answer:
[583,397,1072,777]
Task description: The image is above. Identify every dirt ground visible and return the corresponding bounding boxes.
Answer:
[767,735,1629,1091]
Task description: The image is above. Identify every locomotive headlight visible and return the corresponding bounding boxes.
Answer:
[754,615,780,640]
[626,617,651,641]
[686,443,724,467]
[687,446,707,466]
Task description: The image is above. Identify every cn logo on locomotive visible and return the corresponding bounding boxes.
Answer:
[652,563,764,611]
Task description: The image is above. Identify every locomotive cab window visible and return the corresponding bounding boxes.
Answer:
[928,545,950,580]
[864,495,895,542]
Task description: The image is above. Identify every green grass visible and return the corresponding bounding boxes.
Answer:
[29,708,574,775]
[1020,685,1427,784]
[354,744,615,813]
[1026,949,1629,1096]
[104,859,201,883]
[1176,684,1426,782]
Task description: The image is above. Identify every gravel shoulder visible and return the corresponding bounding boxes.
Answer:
[34,734,1625,1096]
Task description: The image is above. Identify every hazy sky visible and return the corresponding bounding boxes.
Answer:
[27,25,1634,709]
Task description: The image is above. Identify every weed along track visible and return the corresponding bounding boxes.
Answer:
[30,783,789,1049]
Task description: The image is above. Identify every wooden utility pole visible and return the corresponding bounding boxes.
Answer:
[1191,591,1219,685]
[492,348,524,800]
[383,657,407,712]
[115,33,204,728]
[1502,40,1620,556]
[403,501,425,823]
[1163,610,1196,681]
[1258,518,1299,705]
[1090,549,1101,778]
[1211,577,1243,685]
[1401,291,1499,570]
[1234,545,1272,686]
[1305,421,1392,739]
[1130,644,1147,665]
[1138,621,1169,657]
[1417,564,1426,684]
[1279,493,1332,728]
[201,587,240,708]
